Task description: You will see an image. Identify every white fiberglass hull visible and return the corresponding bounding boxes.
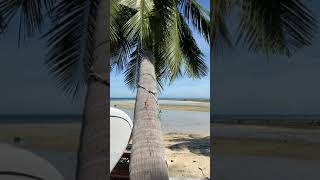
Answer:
[110,107,133,172]
[0,143,64,180]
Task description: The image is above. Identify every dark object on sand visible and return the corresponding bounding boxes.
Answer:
[13,137,22,144]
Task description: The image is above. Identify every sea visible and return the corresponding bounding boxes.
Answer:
[0,98,210,134]
[111,97,210,133]
[120,109,210,133]
[2,97,320,132]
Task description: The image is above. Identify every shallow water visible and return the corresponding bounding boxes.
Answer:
[110,99,209,107]
[121,109,210,133]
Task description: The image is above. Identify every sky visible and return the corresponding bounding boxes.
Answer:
[1,0,320,115]
[212,1,320,115]
[110,0,211,99]
[0,19,84,114]
[110,31,210,98]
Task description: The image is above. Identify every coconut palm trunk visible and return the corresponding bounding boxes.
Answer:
[129,50,169,180]
[76,0,109,180]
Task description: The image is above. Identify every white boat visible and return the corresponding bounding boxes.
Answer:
[0,143,64,180]
[110,107,133,172]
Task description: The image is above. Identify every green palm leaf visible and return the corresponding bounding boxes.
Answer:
[211,0,232,51]
[113,0,210,91]
[236,0,318,56]
[0,0,55,43]
[121,0,154,48]
[161,3,184,82]
[124,46,143,90]
[43,0,99,99]
[111,3,137,71]
[179,13,207,78]
[179,0,211,43]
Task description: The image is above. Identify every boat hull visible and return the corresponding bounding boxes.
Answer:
[110,107,133,172]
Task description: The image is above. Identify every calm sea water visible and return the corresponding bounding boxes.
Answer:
[0,98,210,133]
[111,98,210,102]
[0,110,210,133]
[111,98,210,133]
[121,109,210,133]
[0,114,81,124]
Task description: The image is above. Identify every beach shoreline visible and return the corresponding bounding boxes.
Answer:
[111,99,210,112]
[4,100,320,179]
[1,121,320,179]
[0,123,210,179]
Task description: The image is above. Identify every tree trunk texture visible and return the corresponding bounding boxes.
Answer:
[129,51,169,180]
[76,0,109,180]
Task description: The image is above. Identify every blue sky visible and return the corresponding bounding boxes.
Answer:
[1,0,320,115]
[111,1,210,98]
[212,1,320,115]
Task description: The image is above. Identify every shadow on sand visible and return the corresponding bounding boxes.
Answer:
[167,135,210,156]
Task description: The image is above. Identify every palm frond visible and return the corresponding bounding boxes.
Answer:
[211,0,233,50]
[111,3,137,71]
[113,0,210,90]
[124,46,143,89]
[0,0,56,43]
[121,0,155,48]
[153,48,168,91]
[160,2,208,82]
[111,36,137,72]
[151,0,174,47]
[179,13,207,78]
[178,0,210,43]
[236,0,318,56]
[0,11,5,33]
[124,45,166,91]
[161,3,183,82]
[117,0,173,90]
[43,0,99,99]
[110,0,120,43]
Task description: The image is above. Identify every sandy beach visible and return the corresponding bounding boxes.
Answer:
[212,123,320,180]
[164,133,210,178]
[111,99,210,112]
[2,116,320,179]
[111,99,211,178]
[0,121,210,179]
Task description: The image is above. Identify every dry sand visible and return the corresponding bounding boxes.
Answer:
[0,123,210,179]
[2,123,320,180]
[164,133,210,178]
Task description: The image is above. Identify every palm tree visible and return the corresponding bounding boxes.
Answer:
[0,0,109,180]
[211,0,317,56]
[210,0,317,178]
[0,0,317,180]
[111,0,210,179]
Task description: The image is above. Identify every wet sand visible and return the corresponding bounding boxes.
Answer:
[212,123,320,180]
[212,123,320,143]
[213,154,320,180]
[2,122,320,179]
[0,99,211,179]
[0,123,210,179]
[111,100,210,112]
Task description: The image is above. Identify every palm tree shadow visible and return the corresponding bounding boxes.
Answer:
[167,135,210,157]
